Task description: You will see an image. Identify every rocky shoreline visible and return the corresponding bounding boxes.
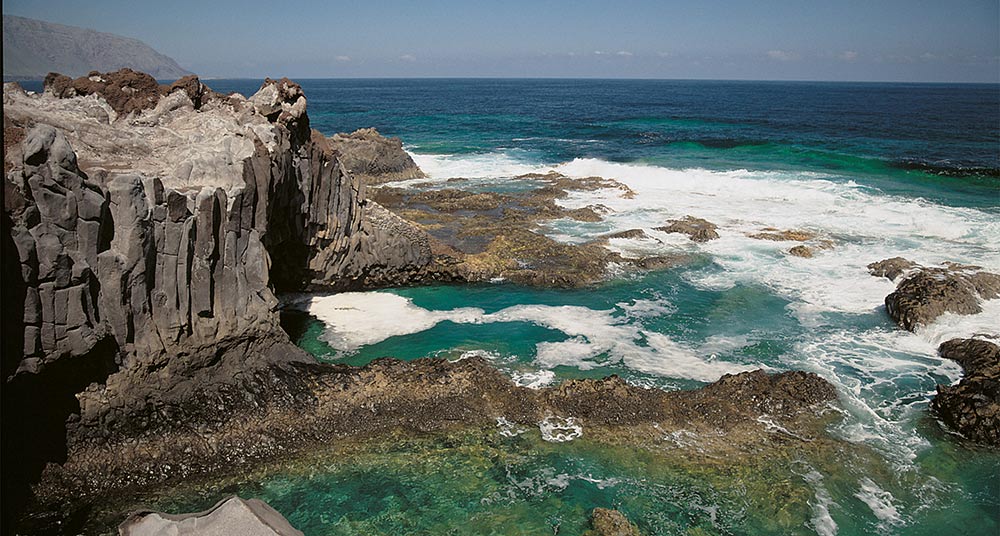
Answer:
[3,70,998,533]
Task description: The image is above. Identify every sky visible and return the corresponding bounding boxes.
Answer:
[3,0,999,82]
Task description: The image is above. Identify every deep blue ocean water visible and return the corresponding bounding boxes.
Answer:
[28,78,995,535]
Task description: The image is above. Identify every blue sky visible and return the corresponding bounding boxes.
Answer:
[4,0,999,81]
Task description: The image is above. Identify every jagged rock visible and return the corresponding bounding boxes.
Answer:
[585,508,641,536]
[43,68,163,116]
[601,228,652,240]
[748,228,815,242]
[654,216,719,242]
[120,496,303,536]
[867,257,918,280]
[788,245,814,258]
[932,338,1000,446]
[328,127,425,184]
[875,260,1000,331]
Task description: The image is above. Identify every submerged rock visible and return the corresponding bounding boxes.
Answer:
[120,496,303,536]
[585,508,641,536]
[748,228,815,242]
[932,338,1000,446]
[872,259,1000,331]
[654,215,719,242]
[788,245,814,258]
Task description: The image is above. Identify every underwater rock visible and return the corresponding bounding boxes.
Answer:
[932,338,1000,446]
[654,216,719,242]
[120,496,303,536]
[585,508,641,536]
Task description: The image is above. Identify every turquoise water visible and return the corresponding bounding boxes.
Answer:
[172,80,999,534]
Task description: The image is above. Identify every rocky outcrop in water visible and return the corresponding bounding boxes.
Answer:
[868,258,1000,331]
[2,72,436,527]
[28,355,836,533]
[654,216,719,242]
[328,127,425,184]
[120,496,303,536]
[932,338,1000,446]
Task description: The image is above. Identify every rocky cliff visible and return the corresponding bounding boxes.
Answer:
[2,72,435,526]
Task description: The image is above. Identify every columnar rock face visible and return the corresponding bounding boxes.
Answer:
[2,73,436,520]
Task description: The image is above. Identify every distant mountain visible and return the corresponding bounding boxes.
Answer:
[2,15,191,80]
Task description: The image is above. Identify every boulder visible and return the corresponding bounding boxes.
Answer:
[879,262,1000,331]
[932,338,1000,446]
[328,127,425,184]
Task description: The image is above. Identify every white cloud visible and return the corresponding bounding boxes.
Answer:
[399,54,416,62]
[838,50,858,61]
[594,50,605,55]
[616,50,633,57]
[335,55,351,62]
[767,49,800,61]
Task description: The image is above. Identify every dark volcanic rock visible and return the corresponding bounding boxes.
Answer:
[654,216,719,242]
[585,508,641,536]
[867,257,918,281]
[120,496,303,536]
[328,127,425,184]
[877,260,1000,331]
[932,338,1000,446]
[44,68,163,116]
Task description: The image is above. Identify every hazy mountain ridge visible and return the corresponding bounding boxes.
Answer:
[2,15,191,80]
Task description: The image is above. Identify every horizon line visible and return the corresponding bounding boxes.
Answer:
[7,75,997,86]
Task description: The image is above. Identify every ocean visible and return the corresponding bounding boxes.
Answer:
[48,78,1000,535]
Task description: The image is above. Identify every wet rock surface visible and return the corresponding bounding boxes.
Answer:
[870,258,1000,331]
[370,172,669,287]
[932,338,1000,446]
[654,215,719,242]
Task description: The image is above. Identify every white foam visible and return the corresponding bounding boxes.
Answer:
[496,417,528,437]
[301,292,483,352]
[302,292,755,381]
[409,150,543,181]
[538,415,583,442]
[855,478,903,530]
[510,369,556,389]
[802,470,839,536]
[545,158,999,318]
